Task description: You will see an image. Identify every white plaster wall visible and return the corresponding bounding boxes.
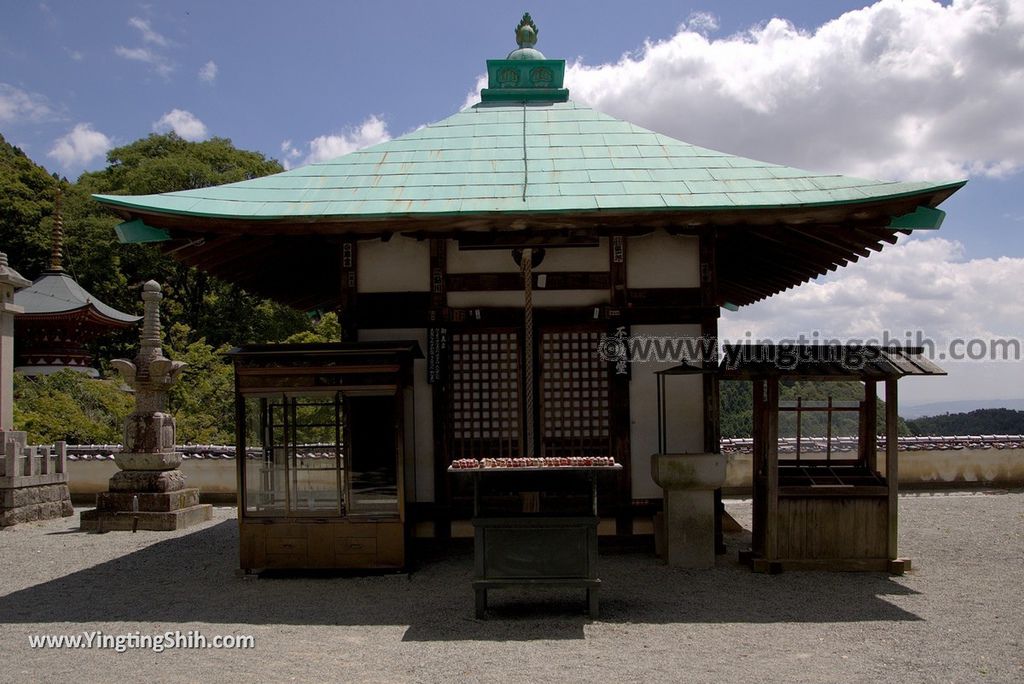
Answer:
[358,328,434,502]
[358,236,430,292]
[445,239,610,308]
[629,323,705,499]
[626,231,699,288]
[66,450,1024,500]
[446,239,608,274]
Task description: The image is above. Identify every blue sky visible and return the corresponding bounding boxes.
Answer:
[3,0,1023,405]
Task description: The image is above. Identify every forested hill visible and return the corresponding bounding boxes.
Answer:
[720,379,910,438]
[906,409,1024,436]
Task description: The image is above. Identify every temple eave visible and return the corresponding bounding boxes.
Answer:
[15,305,139,329]
[101,180,962,237]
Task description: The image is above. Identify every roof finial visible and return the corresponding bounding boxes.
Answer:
[50,185,64,272]
[516,12,538,48]
[506,12,545,61]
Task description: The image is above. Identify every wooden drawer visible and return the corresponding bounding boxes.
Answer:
[265,552,310,568]
[333,552,378,568]
[267,536,307,555]
[336,537,377,555]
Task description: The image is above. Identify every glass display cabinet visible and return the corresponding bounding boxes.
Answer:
[228,342,421,572]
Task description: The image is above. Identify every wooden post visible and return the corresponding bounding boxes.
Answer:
[885,377,899,560]
[751,379,765,556]
[429,239,451,540]
[864,380,878,473]
[338,239,358,342]
[765,377,780,562]
[608,235,632,535]
[699,229,725,553]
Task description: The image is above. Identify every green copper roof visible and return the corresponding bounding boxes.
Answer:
[93,12,963,229]
[94,100,963,223]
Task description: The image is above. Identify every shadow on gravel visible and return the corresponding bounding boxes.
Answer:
[0,519,922,641]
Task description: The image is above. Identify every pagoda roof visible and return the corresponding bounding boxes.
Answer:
[94,100,962,226]
[14,271,140,327]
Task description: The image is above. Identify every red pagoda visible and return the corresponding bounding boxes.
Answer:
[14,192,140,377]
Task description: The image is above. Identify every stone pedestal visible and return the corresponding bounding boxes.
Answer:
[651,452,727,568]
[80,461,210,531]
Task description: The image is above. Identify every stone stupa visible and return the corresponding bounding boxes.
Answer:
[80,281,212,531]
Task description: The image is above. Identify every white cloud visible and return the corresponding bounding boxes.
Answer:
[464,0,1024,182]
[152,109,208,141]
[116,17,173,77]
[0,83,56,123]
[114,45,174,78]
[722,237,1024,342]
[198,60,217,84]
[719,237,1024,403]
[128,17,168,47]
[685,11,719,35]
[293,115,392,166]
[47,123,112,168]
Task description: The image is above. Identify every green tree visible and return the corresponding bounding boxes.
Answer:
[0,133,60,274]
[66,133,311,350]
[907,408,1024,436]
[165,323,235,444]
[13,370,133,444]
[283,312,341,344]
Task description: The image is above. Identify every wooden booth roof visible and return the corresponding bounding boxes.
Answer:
[716,345,947,381]
[92,17,964,310]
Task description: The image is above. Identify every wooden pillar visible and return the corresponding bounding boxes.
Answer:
[608,235,632,535]
[864,380,878,473]
[429,239,451,540]
[338,239,358,342]
[765,377,780,562]
[699,229,725,553]
[751,379,765,556]
[885,377,899,560]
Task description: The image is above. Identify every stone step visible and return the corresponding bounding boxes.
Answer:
[94,487,201,513]
[80,504,213,532]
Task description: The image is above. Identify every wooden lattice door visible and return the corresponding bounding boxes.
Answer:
[449,329,523,459]
[539,327,612,458]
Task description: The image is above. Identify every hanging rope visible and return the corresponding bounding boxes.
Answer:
[521,248,535,457]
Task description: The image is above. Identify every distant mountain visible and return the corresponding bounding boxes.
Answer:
[906,408,1024,436]
[720,380,906,438]
[900,398,1024,419]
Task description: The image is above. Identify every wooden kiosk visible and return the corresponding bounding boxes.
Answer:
[720,345,945,573]
[229,342,421,572]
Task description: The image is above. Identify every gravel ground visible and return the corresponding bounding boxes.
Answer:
[0,492,1021,683]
